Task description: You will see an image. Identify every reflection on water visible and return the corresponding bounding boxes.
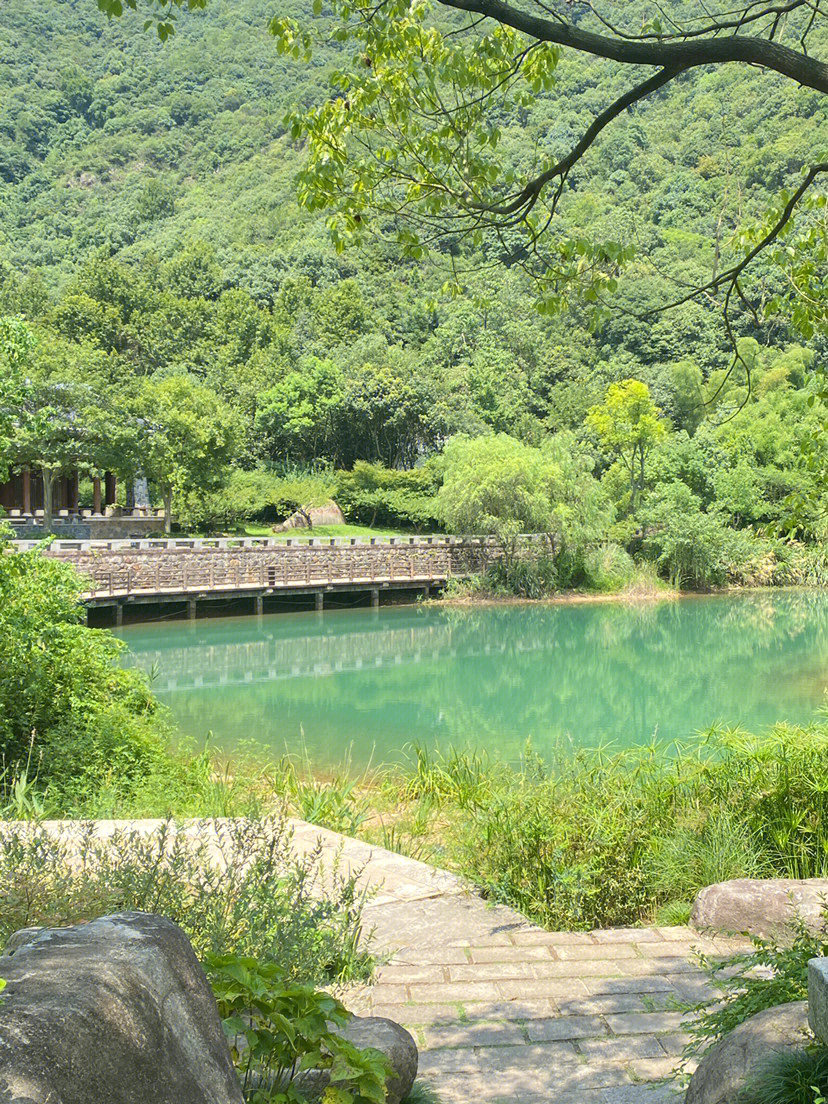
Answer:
[118,591,828,768]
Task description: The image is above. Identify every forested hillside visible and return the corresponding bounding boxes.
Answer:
[1,0,827,585]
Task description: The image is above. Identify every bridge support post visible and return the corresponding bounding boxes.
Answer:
[315,592,324,612]
[422,584,430,600]
[114,602,123,627]
[187,598,197,621]
[370,588,380,609]
[255,595,264,617]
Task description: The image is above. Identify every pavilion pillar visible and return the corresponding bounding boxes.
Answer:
[92,476,102,515]
[68,472,79,513]
[22,469,31,514]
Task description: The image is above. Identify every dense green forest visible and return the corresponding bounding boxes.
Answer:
[1,0,826,585]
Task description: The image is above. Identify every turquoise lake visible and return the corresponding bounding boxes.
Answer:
[117,590,828,769]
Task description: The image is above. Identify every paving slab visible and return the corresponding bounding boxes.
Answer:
[35,816,740,1104]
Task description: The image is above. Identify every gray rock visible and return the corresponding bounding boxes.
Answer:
[685,1001,811,1104]
[0,911,243,1104]
[295,1016,418,1104]
[809,957,828,1044]
[337,1016,418,1104]
[2,928,43,956]
[691,878,828,938]
[274,500,346,531]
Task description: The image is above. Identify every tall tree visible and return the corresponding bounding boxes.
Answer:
[436,431,610,555]
[586,379,667,512]
[0,318,31,478]
[138,375,239,533]
[12,378,130,533]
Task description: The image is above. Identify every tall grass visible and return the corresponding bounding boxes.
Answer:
[356,724,828,931]
[14,719,828,936]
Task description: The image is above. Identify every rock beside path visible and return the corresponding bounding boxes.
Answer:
[337,1016,419,1104]
[0,912,243,1104]
[295,1015,418,1104]
[691,878,828,938]
[685,1001,811,1104]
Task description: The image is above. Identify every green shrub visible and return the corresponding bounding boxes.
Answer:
[457,750,659,928]
[0,538,182,808]
[641,482,735,588]
[268,753,371,837]
[646,808,769,919]
[682,918,828,1068]
[737,1046,828,1104]
[400,744,502,809]
[208,954,391,1104]
[334,461,440,529]
[0,817,373,986]
[384,724,828,931]
[485,553,559,598]
[178,468,335,532]
[583,544,636,591]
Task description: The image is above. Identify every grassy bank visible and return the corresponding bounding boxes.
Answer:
[10,702,828,934]
[58,721,823,935]
[260,725,828,932]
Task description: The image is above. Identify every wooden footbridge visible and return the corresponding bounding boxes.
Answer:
[27,535,506,622]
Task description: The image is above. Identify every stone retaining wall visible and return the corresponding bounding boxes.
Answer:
[10,516,165,541]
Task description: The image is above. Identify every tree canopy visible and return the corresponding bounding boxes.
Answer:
[0,0,824,584]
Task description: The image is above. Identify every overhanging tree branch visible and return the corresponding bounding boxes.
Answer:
[653,161,828,315]
[471,66,683,217]
[438,0,828,92]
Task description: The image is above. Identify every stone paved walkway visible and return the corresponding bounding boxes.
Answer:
[291,819,748,1104]
[33,816,742,1104]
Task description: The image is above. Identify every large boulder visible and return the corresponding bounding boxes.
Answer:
[685,1001,811,1104]
[0,912,243,1104]
[274,501,345,531]
[691,878,828,939]
[292,1016,418,1104]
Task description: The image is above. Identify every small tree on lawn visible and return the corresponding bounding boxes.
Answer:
[139,375,239,534]
[586,379,667,513]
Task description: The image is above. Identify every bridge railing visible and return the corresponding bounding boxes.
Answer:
[70,542,498,599]
[12,533,548,554]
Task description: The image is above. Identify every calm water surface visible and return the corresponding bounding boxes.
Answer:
[117,591,828,769]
